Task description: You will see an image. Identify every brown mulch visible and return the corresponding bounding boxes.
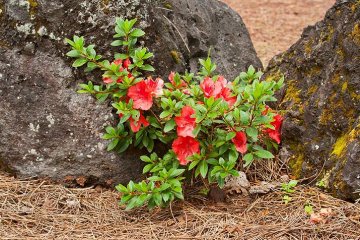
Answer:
[222,0,335,66]
[1,173,360,239]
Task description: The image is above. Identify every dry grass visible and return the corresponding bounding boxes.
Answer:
[1,173,359,239]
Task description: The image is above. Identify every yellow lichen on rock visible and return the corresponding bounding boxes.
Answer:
[304,39,313,55]
[307,85,318,95]
[320,25,335,42]
[170,50,181,64]
[331,125,359,157]
[264,69,283,82]
[306,66,322,78]
[351,23,360,45]
[331,134,348,157]
[336,48,345,60]
[341,81,348,93]
[27,0,38,18]
[331,73,341,84]
[283,80,302,104]
[351,0,360,13]
[349,124,360,140]
[289,153,304,178]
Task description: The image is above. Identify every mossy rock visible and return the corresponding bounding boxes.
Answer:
[264,0,360,201]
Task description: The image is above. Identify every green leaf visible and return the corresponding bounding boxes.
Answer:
[240,111,250,125]
[111,40,123,46]
[130,29,145,37]
[105,126,116,135]
[115,184,128,193]
[72,58,87,68]
[142,164,153,173]
[140,156,152,163]
[164,119,176,133]
[159,111,171,119]
[65,38,76,47]
[226,132,236,141]
[85,61,98,72]
[288,180,298,188]
[118,140,130,153]
[199,160,208,179]
[254,149,274,159]
[66,50,80,58]
[253,81,262,100]
[107,138,119,151]
[162,193,170,202]
[169,169,185,178]
[140,64,155,72]
[114,53,128,60]
[248,65,255,76]
[188,160,199,170]
[246,127,258,141]
[243,153,254,167]
[207,158,219,166]
[192,125,201,137]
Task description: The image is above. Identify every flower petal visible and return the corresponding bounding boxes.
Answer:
[172,136,200,165]
[232,132,247,154]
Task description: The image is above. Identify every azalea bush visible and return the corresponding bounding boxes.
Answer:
[65,18,284,210]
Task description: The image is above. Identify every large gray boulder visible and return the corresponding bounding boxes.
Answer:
[264,0,360,200]
[0,0,261,185]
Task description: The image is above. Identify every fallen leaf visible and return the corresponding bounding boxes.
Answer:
[76,176,87,186]
[309,213,324,224]
[320,208,333,217]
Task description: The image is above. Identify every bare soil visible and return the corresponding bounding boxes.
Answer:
[222,0,335,65]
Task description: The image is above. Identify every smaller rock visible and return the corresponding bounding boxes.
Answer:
[280,175,290,183]
[224,171,250,195]
[249,181,278,195]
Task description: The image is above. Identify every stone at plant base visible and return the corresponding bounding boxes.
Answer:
[264,0,360,200]
[0,0,261,185]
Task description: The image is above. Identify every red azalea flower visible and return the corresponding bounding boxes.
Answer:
[128,81,153,110]
[172,136,200,165]
[265,114,283,144]
[216,76,228,89]
[103,77,113,84]
[145,77,164,97]
[168,72,175,83]
[123,58,131,69]
[200,76,229,99]
[175,106,196,137]
[232,131,247,154]
[183,89,191,95]
[129,111,149,132]
[200,77,220,98]
[113,59,123,66]
[168,71,187,88]
[127,78,163,110]
[219,87,237,106]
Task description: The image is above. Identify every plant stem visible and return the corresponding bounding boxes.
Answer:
[149,109,163,127]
